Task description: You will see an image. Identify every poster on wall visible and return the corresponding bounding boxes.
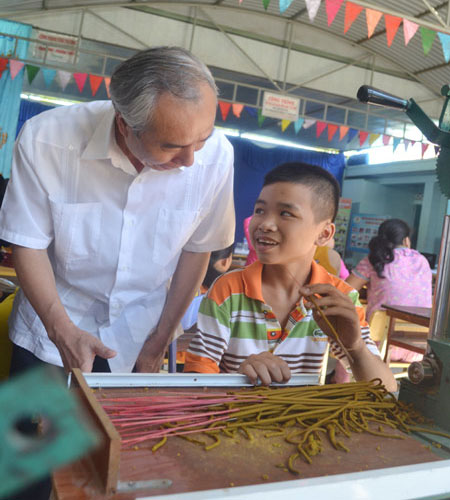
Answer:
[347,213,389,253]
[334,198,352,256]
[262,92,300,121]
[30,30,77,64]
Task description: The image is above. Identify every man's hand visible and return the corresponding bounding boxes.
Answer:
[238,351,291,386]
[51,325,117,372]
[300,284,363,352]
[135,331,170,373]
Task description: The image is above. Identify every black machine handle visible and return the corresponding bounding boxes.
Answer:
[357,85,409,110]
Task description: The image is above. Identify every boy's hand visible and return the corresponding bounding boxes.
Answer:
[238,351,291,386]
[300,284,364,352]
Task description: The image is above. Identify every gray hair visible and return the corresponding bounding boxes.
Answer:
[109,46,217,135]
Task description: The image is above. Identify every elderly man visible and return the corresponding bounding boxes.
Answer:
[0,46,235,375]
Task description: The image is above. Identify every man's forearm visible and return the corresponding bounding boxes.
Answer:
[12,245,72,340]
[153,250,210,343]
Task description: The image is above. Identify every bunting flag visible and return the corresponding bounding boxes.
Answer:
[382,134,391,146]
[89,74,103,96]
[438,32,450,63]
[411,140,416,148]
[104,76,111,98]
[359,130,369,146]
[403,19,419,46]
[393,137,402,151]
[347,128,358,142]
[245,106,257,118]
[384,14,402,47]
[281,119,291,132]
[325,0,344,26]
[328,123,338,141]
[263,0,271,10]
[219,101,231,121]
[73,72,87,93]
[316,121,327,137]
[257,108,265,126]
[0,58,8,79]
[339,125,349,140]
[294,117,304,134]
[303,117,317,129]
[434,145,440,155]
[279,0,294,14]
[9,59,24,80]
[41,68,56,87]
[404,139,410,150]
[366,8,383,38]
[26,64,40,84]
[421,26,436,55]
[232,103,244,118]
[421,143,429,157]
[56,70,72,90]
[368,133,380,146]
[305,0,321,22]
[344,2,363,34]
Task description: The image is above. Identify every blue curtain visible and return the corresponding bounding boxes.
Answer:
[229,136,346,244]
[16,99,54,137]
[0,19,32,178]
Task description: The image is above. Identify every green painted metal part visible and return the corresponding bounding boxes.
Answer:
[0,365,98,499]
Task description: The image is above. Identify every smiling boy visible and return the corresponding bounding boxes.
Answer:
[185,162,396,391]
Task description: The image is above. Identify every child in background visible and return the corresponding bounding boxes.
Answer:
[243,216,258,266]
[185,163,396,391]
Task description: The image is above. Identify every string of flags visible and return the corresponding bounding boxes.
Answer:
[0,57,111,97]
[218,100,434,156]
[260,0,450,62]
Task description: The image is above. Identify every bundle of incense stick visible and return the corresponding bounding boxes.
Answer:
[98,380,450,474]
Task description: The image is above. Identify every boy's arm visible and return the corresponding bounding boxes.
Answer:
[300,283,397,392]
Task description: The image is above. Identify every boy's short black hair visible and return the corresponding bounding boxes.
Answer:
[263,162,340,222]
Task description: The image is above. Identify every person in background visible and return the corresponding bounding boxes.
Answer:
[313,237,349,279]
[0,46,235,377]
[243,215,258,266]
[185,162,396,391]
[346,218,432,362]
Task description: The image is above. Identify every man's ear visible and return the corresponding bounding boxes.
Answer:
[115,113,130,138]
[315,221,336,247]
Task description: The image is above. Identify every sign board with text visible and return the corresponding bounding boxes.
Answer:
[262,92,300,121]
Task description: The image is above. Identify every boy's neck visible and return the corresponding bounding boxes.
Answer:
[262,261,312,297]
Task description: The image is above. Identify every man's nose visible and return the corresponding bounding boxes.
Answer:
[176,146,195,167]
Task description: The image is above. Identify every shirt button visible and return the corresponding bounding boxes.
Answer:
[68,145,74,150]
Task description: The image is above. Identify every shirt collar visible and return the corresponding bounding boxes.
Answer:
[242,259,330,303]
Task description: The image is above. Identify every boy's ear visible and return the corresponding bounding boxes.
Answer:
[315,221,336,247]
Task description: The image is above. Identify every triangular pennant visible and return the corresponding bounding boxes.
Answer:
[347,128,358,142]
[344,2,363,34]
[368,133,380,146]
[245,106,257,118]
[232,103,244,118]
[0,58,8,79]
[73,72,87,93]
[438,32,450,63]
[421,143,429,157]
[279,0,294,14]
[281,119,291,132]
[365,8,383,38]
[421,26,436,55]
[56,70,72,91]
[89,74,103,96]
[328,124,338,141]
[263,0,271,10]
[257,109,266,126]
[104,77,111,98]
[403,19,419,46]
[393,137,402,151]
[294,117,304,134]
[219,101,231,121]
[41,68,56,87]
[404,139,410,150]
[382,134,391,146]
[359,130,369,146]
[305,0,321,22]
[26,64,40,84]
[384,14,402,46]
[303,117,317,129]
[9,60,24,80]
[435,145,440,155]
[325,0,344,26]
[411,140,416,147]
[316,121,327,138]
[339,125,349,140]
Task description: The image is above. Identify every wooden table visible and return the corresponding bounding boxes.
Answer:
[382,304,432,362]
